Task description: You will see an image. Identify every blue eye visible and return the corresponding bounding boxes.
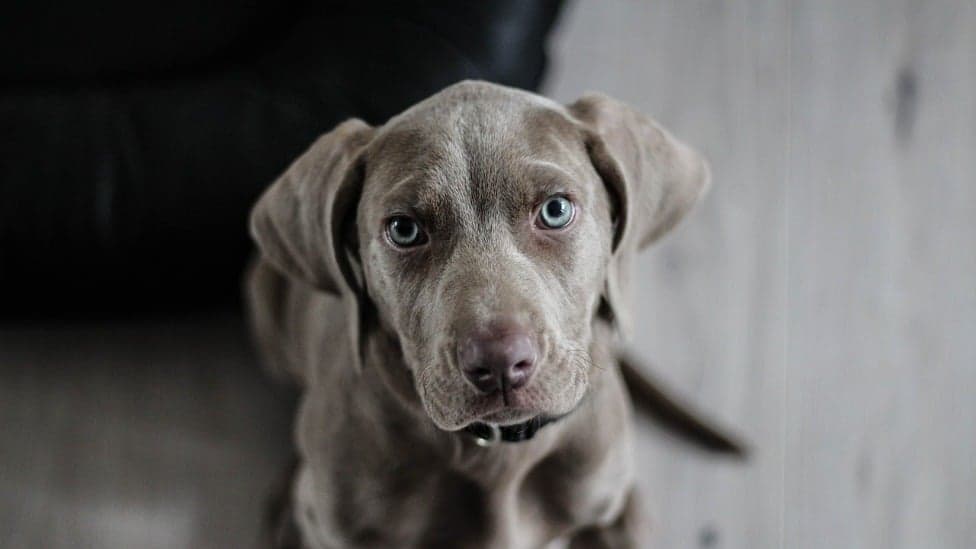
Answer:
[538,195,574,229]
[387,216,425,247]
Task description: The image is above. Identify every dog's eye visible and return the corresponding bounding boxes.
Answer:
[537,195,575,229]
[387,216,426,247]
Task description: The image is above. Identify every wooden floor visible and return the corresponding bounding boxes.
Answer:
[2,2,974,548]
[545,1,976,547]
[0,316,296,549]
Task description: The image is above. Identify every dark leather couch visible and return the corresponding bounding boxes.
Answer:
[1,1,564,315]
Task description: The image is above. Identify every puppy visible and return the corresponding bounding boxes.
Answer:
[247,81,742,548]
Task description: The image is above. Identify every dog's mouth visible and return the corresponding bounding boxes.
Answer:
[453,385,558,427]
[417,345,591,432]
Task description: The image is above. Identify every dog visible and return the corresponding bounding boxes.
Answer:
[246,80,744,548]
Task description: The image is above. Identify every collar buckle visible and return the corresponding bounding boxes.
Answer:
[472,423,501,447]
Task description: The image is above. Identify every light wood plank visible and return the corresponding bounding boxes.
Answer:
[547,1,976,547]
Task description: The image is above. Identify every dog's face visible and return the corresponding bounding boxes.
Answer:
[357,95,612,430]
[250,81,710,432]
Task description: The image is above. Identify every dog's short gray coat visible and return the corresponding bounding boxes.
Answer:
[246,81,722,548]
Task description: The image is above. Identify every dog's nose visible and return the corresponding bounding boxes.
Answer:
[457,329,537,400]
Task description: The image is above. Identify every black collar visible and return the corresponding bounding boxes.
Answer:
[463,414,564,446]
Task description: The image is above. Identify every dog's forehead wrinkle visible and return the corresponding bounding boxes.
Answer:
[525,158,573,177]
[522,158,588,198]
[543,133,590,173]
[371,93,580,228]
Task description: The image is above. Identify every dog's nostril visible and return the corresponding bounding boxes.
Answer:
[512,360,532,373]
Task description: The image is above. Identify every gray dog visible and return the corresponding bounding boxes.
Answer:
[246,81,743,548]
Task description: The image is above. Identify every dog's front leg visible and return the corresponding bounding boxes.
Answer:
[567,489,645,549]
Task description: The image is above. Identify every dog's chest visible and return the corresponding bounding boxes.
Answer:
[296,434,632,549]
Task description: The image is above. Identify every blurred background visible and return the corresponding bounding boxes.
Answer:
[2,1,974,548]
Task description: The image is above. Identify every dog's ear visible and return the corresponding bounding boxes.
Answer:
[567,94,711,335]
[249,119,374,371]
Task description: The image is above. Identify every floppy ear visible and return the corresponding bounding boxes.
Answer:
[567,94,711,336]
[249,119,374,371]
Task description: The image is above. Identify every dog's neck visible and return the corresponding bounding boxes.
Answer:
[463,413,568,446]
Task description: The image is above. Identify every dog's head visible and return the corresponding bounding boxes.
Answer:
[250,81,709,431]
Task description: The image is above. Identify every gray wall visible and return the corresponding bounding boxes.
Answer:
[545,1,975,547]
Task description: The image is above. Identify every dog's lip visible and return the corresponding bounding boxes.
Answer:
[423,351,588,431]
[479,408,538,426]
[456,366,581,426]
[465,390,540,421]
[473,383,590,428]
[461,399,522,423]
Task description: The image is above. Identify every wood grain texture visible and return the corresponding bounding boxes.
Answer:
[545,1,975,547]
